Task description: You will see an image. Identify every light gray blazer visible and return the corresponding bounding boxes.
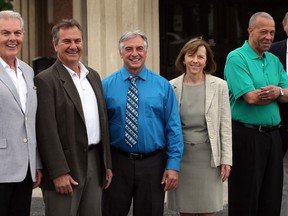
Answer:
[170,74,232,167]
[0,59,41,182]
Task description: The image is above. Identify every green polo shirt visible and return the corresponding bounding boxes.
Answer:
[224,41,288,126]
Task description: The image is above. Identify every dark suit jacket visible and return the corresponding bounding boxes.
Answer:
[270,39,288,154]
[35,59,112,190]
[270,40,287,68]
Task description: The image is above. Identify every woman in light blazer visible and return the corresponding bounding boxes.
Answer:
[167,37,232,216]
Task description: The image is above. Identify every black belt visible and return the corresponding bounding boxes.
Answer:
[233,121,280,133]
[111,147,164,160]
[88,144,99,151]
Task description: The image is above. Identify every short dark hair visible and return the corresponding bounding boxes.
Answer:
[175,37,217,74]
[51,19,82,44]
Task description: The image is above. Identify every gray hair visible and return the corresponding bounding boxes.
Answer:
[118,30,148,52]
[283,12,288,26]
[249,12,274,28]
[0,10,24,31]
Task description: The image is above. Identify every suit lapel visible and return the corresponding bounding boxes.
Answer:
[285,41,287,71]
[0,62,24,113]
[86,70,105,123]
[20,62,34,115]
[205,74,216,114]
[56,60,86,123]
[279,41,287,70]
[86,70,101,107]
[171,74,184,110]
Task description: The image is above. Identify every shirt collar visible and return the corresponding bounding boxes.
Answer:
[0,57,21,71]
[242,40,266,59]
[120,65,148,81]
[64,62,89,78]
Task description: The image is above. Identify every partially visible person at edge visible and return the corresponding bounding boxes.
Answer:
[269,11,288,216]
[102,30,184,216]
[34,19,112,216]
[0,10,42,216]
[167,37,232,216]
[224,12,288,216]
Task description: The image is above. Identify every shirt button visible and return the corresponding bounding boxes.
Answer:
[23,138,28,143]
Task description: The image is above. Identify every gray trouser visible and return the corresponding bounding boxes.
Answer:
[281,150,288,216]
[43,147,102,216]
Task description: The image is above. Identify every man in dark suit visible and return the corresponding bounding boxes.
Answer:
[0,10,42,216]
[269,11,288,216]
[35,19,112,216]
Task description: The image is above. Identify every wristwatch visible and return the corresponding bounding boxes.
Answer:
[279,87,285,97]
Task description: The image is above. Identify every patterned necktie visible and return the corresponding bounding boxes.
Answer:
[125,76,138,147]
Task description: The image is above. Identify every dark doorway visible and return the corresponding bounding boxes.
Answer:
[159,0,287,80]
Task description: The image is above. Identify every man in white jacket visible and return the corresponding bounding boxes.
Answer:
[0,10,42,216]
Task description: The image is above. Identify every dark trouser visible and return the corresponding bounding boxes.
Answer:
[228,123,283,216]
[102,148,167,216]
[279,125,288,157]
[0,169,33,216]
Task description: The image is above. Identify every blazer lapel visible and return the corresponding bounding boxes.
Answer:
[56,60,86,123]
[86,70,101,106]
[0,63,23,113]
[279,41,287,70]
[171,74,184,110]
[20,62,34,115]
[285,41,287,71]
[205,74,216,114]
[86,70,105,122]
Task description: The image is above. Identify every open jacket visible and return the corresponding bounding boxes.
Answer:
[0,59,42,182]
[170,74,232,167]
[270,39,288,154]
[35,59,112,190]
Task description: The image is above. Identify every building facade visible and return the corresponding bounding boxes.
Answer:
[13,0,159,79]
[13,0,287,79]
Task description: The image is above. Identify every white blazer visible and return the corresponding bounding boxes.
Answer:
[0,59,41,182]
[170,74,232,167]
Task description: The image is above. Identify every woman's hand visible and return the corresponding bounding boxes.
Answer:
[221,164,231,182]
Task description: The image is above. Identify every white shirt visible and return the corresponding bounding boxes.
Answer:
[64,62,101,145]
[0,57,27,113]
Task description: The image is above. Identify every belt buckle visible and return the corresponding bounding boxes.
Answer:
[130,153,142,160]
[259,125,269,133]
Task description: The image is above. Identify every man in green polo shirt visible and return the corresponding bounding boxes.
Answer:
[224,12,288,216]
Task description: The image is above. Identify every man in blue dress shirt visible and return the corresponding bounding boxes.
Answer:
[102,30,184,216]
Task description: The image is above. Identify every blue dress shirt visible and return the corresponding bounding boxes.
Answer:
[102,66,184,171]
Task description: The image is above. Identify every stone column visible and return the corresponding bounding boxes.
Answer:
[86,0,160,78]
[13,0,36,65]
